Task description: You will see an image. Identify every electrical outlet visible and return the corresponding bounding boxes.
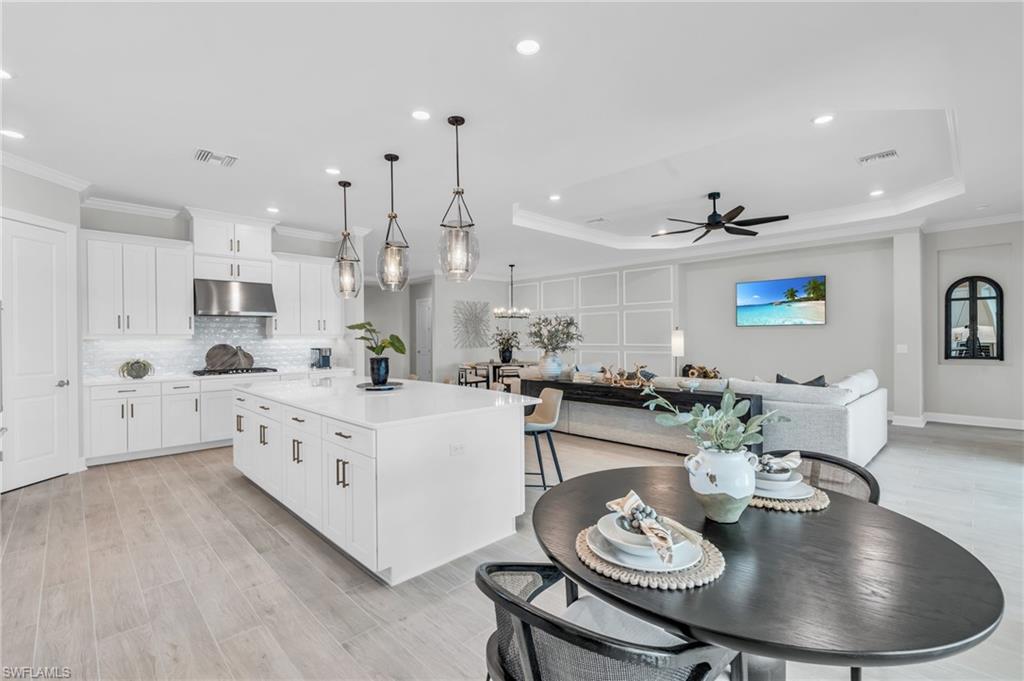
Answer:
[896,344,909,354]
[449,443,466,457]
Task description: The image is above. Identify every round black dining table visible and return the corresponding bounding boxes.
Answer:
[532,466,1004,679]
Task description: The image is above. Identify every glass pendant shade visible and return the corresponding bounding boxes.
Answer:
[332,181,362,299]
[493,264,530,319]
[377,242,409,293]
[438,226,478,282]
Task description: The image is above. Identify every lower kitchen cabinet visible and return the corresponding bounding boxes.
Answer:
[282,426,323,529]
[201,390,234,441]
[323,441,377,569]
[252,414,283,498]
[89,396,162,457]
[126,396,162,452]
[162,392,201,447]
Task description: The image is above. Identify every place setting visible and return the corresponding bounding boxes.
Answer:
[574,490,725,590]
[749,451,831,512]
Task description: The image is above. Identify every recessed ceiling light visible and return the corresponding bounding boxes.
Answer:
[266,207,279,213]
[325,168,341,175]
[812,114,835,126]
[516,39,541,56]
[411,110,431,121]
[0,70,11,80]
[869,189,885,197]
[0,129,24,139]
[548,194,561,201]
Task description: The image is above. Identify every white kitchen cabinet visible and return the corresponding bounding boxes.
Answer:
[86,240,124,335]
[233,407,257,478]
[201,390,235,442]
[282,425,324,529]
[232,223,273,261]
[267,259,301,336]
[162,392,201,447]
[121,244,157,335]
[127,396,162,452]
[253,415,283,497]
[156,247,194,335]
[323,441,377,569]
[90,398,128,457]
[191,218,235,257]
[297,261,344,337]
[322,266,344,336]
[194,255,273,284]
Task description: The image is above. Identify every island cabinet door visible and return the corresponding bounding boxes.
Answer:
[322,442,377,570]
[282,428,323,530]
[255,417,283,497]
[233,408,254,477]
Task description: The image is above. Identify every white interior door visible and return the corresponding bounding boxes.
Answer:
[415,297,433,381]
[2,219,71,491]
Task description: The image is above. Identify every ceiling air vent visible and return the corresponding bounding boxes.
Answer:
[194,148,238,167]
[857,149,899,166]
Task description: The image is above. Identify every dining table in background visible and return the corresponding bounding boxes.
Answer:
[532,466,1004,681]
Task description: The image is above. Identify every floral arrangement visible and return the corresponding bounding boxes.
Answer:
[347,321,406,356]
[641,387,788,452]
[527,315,584,354]
[490,328,522,353]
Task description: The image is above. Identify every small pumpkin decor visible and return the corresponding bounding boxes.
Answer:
[118,358,154,380]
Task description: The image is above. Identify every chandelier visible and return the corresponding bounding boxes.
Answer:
[493,264,530,319]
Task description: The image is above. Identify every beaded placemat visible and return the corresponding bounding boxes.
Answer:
[574,528,725,590]
[750,487,830,512]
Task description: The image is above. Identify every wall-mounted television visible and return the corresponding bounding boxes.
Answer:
[736,275,826,327]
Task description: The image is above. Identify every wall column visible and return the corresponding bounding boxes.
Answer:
[891,230,926,426]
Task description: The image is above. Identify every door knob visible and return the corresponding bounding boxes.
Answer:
[56,379,70,387]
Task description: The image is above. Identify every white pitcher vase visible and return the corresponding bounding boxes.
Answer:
[538,352,563,380]
[684,447,758,523]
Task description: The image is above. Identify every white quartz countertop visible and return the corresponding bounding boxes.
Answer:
[236,376,541,428]
[83,367,354,387]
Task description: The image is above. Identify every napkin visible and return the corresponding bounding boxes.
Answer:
[606,490,702,564]
[756,451,801,473]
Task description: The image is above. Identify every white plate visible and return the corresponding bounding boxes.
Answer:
[756,469,793,482]
[586,527,703,573]
[754,481,814,500]
[754,472,804,491]
[596,513,691,556]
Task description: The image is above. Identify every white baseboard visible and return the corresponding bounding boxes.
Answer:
[889,414,927,428]
[923,411,1024,431]
[85,440,231,467]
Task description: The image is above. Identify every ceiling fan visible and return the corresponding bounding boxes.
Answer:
[652,192,789,243]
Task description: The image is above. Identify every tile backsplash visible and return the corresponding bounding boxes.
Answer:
[81,317,351,378]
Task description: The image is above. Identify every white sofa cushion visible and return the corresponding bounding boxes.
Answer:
[729,378,857,406]
[831,369,879,398]
[650,376,728,393]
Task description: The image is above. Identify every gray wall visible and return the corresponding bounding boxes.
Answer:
[81,206,188,240]
[407,280,434,380]
[432,275,508,383]
[2,167,81,225]
[923,221,1023,423]
[362,285,411,379]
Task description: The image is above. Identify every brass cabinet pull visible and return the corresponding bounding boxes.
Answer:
[291,439,297,462]
[291,416,305,423]
[336,459,350,487]
[294,440,303,464]
[259,424,267,445]
[341,460,349,487]
[236,414,243,433]
[334,431,352,439]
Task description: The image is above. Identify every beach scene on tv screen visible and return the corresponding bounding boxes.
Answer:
[736,275,826,326]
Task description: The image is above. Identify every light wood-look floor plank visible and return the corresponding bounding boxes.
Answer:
[97,624,159,681]
[217,625,302,680]
[33,577,98,680]
[175,544,261,642]
[143,580,233,681]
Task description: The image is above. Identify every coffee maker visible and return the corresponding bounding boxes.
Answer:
[310,347,332,370]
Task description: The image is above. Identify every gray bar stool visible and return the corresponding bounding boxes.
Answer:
[525,388,564,490]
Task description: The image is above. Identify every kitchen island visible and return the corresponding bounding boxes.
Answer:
[233,375,541,585]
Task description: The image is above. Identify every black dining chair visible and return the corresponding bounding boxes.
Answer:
[476,562,736,681]
[764,449,879,681]
[764,449,880,504]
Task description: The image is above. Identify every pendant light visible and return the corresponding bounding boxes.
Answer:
[376,153,410,293]
[332,180,362,299]
[437,115,479,282]
[494,264,530,319]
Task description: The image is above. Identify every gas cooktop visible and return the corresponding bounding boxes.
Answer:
[192,367,279,376]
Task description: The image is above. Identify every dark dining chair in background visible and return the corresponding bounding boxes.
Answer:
[476,562,736,681]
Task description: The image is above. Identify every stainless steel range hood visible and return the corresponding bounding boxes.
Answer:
[194,279,277,317]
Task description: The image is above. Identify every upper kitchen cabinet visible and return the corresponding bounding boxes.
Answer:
[267,254,343,337]
[83,232,193,338]
[188,208,275,266]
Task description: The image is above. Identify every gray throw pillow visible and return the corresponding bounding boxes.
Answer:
[776,373,827,387]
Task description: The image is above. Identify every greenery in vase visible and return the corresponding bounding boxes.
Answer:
[527,315,583,354]
[641,387,789,452]
[490,328,522,353]
[347,321,406,356]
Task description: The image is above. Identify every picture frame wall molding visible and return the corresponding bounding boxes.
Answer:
[623,308,674,346]
[578,271,620,308]
[541,277,576,311]
[622,265,674,305]
[578,310,621,346]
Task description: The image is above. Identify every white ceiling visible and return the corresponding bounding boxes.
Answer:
[2,2,1021,278]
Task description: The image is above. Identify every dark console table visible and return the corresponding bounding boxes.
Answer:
[520,379,764,454]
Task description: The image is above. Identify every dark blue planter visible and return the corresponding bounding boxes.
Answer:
[369,356,390,386]
[500,348,513,363]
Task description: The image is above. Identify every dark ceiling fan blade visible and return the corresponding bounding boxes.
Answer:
[666,217,706,225]
[721,205,745,223]
[724,226,759,237]
[729,215,789,227]
[692,229,711,244]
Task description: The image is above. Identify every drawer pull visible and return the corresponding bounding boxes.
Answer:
[259,405,271,411]
[291,416,305,423]
[172,385,189,390]
[336,459,349,487]
[236,397,246,402]
[117,389,136,393]
[334,431,352,440]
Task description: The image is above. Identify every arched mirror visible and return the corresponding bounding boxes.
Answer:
[945,276,1003,360]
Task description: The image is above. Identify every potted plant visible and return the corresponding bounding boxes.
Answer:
[348,321,407,386]
[490,328,521,364]
[642,387,788,523]
[527,315,584,380]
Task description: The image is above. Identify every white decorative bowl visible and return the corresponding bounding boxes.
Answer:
[596,513,692,557]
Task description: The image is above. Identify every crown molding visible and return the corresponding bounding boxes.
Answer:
[81,196,180,219]
[1,153,91,192]
[184,206,279,229]
[275,224,340,243]
[921,212,1023,234]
